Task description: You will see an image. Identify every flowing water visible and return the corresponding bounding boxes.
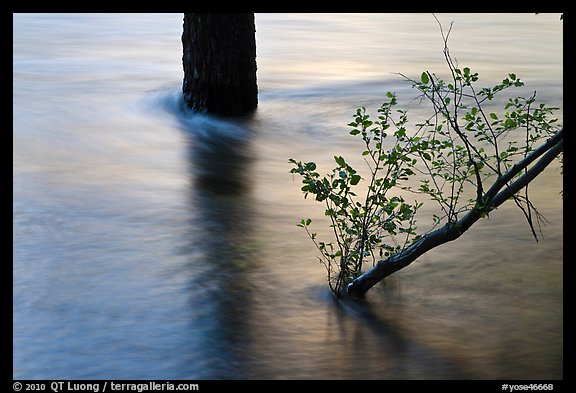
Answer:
[13,13,563,379]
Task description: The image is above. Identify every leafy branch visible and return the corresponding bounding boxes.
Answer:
[289,26,562,297]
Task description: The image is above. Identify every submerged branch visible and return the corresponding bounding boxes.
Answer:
[346,128,563,298]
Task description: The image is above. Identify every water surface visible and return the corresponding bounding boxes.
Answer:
[13,13,563,379]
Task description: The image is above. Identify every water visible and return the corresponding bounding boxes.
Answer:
[13,13,563,379]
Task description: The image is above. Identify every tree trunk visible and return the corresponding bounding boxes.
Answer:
[182,13,258,117]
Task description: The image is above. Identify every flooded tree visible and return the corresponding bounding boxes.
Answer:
[182,13,258,117]
[289,22,563,298]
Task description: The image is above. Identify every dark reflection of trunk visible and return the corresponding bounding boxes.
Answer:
[190,124,253,195]
[179,114,258,379]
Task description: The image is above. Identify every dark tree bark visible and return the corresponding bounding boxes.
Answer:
[182,13,258,117]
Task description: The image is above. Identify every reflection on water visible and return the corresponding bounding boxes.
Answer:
[13,13,562,379]
[181,106,258,379]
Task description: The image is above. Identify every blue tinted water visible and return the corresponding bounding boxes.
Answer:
[13,13,563,379]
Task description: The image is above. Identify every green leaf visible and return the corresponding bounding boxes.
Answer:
[350,174,361,185]
[489,113,498,120]
[305,162,317,171]
[395,128,406,138]
[421,72,429,85]
[298,218,312,228]
[335,156,346,167]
